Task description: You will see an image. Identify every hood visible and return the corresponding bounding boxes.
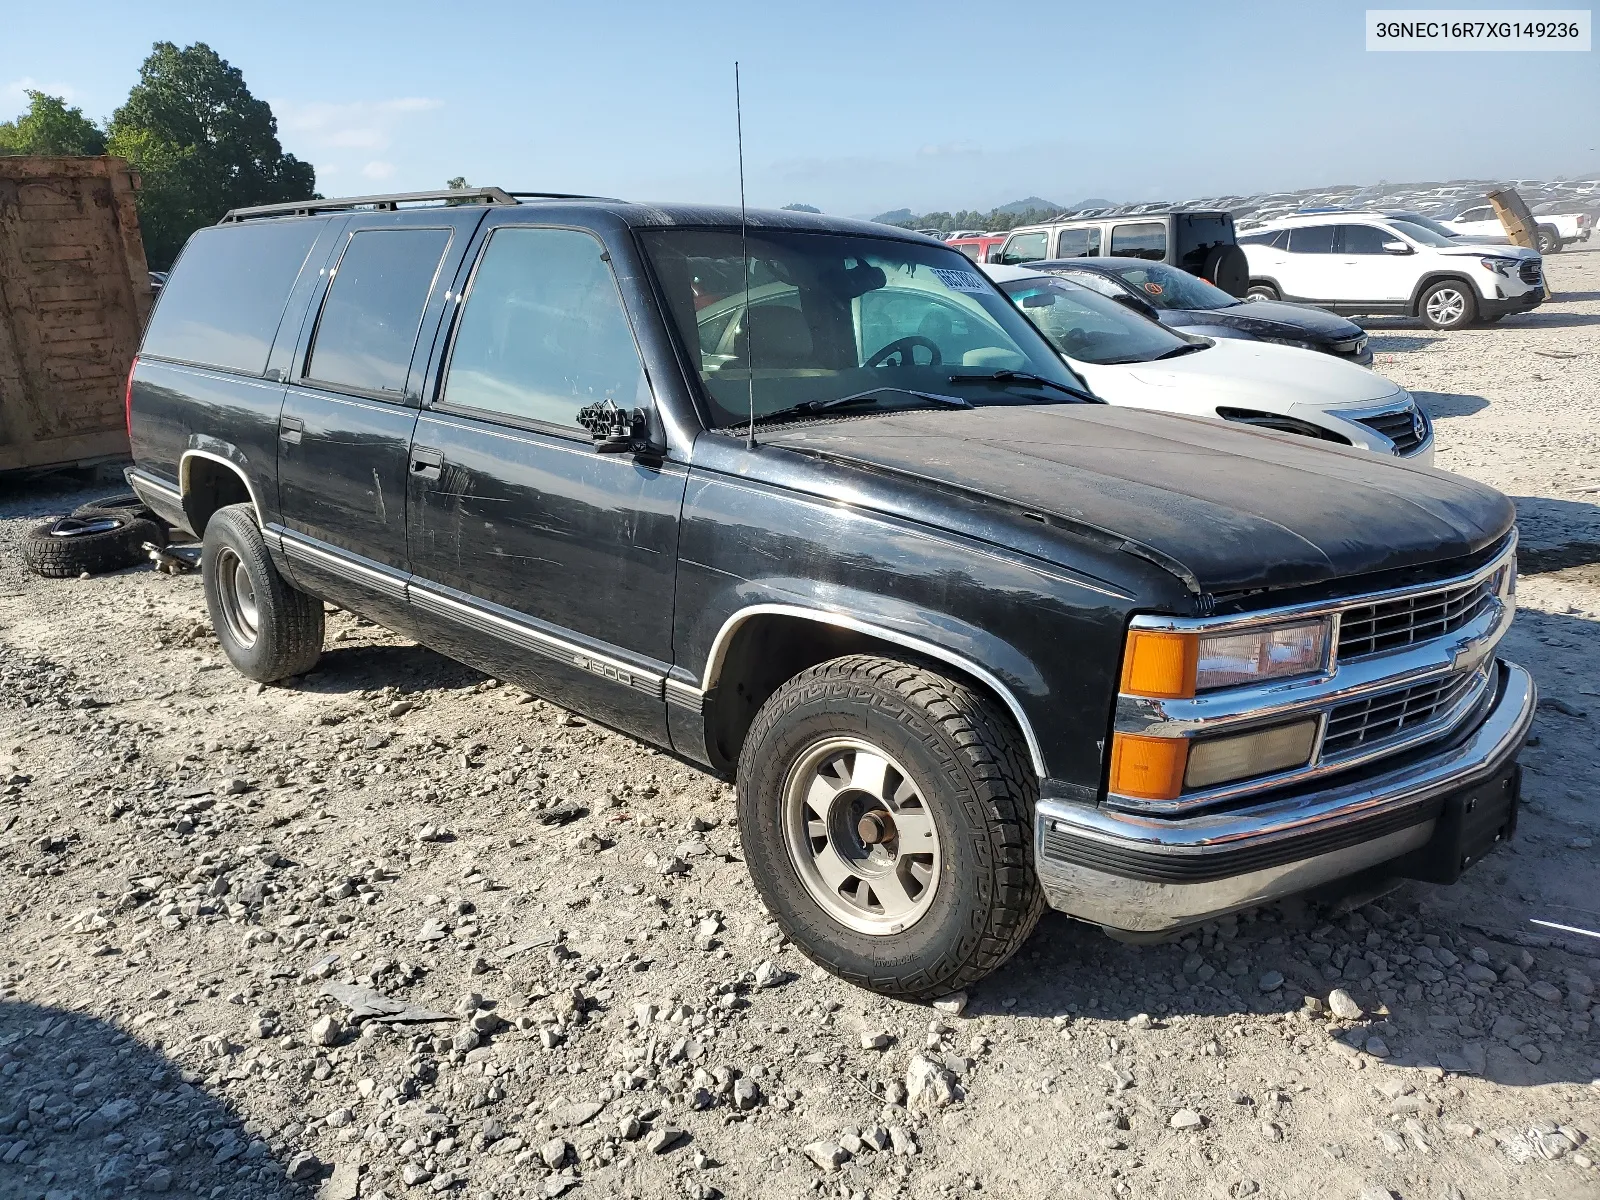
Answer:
[1184,298,1365,341]
[1438,241,1540,260]
[1073,337,1402,413]
[757,405,1513,594]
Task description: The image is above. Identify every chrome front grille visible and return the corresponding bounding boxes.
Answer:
[1322,665,1488,759]
[1337,573,1498,660]
[1356,405,1427,455]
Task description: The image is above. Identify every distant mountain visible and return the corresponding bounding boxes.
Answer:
[994,196,1060,214]
[1068,197,1113,211]
[871,207,915,224]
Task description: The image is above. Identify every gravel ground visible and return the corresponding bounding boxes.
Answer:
[1,251,1597,1200]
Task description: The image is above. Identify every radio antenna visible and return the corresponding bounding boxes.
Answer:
[736,61,755,449]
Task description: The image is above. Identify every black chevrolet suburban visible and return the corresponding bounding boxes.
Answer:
[125,188,1534,999]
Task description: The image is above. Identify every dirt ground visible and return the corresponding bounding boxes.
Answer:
[1,250,1597,1200]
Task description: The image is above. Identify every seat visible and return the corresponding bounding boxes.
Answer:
[731,304,814,368]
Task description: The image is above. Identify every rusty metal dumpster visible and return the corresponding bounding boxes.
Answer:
[0,155,152,473]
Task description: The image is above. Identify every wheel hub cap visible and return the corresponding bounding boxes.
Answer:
[214,547,260,649]
[782,738,941,936]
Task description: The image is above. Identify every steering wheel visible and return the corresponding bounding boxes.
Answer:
[864,335,942,368]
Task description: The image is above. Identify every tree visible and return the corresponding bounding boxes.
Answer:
[0,91,106,156]
[781,203,820,213]
[106,42,315,269]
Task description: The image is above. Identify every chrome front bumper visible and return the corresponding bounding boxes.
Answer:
[1035,659,1535,934]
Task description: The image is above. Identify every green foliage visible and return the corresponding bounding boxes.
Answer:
[107,42,315,269]
[0,91,107,157]
[780,203,820,213]
[878,205,1073,235]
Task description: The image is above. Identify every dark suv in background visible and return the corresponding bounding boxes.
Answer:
[995,210,1251,296]
[125,188,1533,999]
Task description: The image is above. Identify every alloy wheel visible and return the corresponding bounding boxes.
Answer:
[213,547,260,649]
[781,737,941,935]
[1426,287,1467,326]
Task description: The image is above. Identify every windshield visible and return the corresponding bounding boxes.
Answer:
[1390,213,1460,239]
[1097,261,1238,311]
[999,276,1197,365]
[640,230,1084,427]
[1389,220,1462,248]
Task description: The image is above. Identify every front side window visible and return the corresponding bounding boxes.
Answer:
[1457,206,1492,223]
[306,228,452,395]
[1000,277,1195,365]
[641,229,1084,427]
[440,227,649,430]
[1055,226,1101,257]
[1287,225,1336,254]
[998,232,1048,264]
[1337,225,1392,255]
[1238,229,1287,248]
[1109,221,1166,261]
[1388,219,1463,249]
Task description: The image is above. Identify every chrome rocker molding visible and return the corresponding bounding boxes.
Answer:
[125,466,187,530]
[692,603,1048,778]
[1035,659,1534,934]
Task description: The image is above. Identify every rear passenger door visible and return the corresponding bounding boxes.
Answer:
[1054,226,1101,258]
[1275,224,1338,300]
[275,213,481,621]
[404,217,686,744]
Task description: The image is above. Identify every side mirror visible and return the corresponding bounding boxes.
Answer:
[578,399,655,455]
[1382,240,1413,255]
[1111,291,1159,319]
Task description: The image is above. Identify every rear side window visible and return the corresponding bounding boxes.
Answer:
[1055,227,1101,257]
[1287,225,1336,254]
[1109,222,1166,260]
[141,220,325,375]
[1337,225,1391,255]
[440,226,649,431]
[999,232,1048,264]
[1238,229,1287,248]
[305,228,453,396]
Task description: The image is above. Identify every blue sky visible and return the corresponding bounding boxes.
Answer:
[5,1,1596,215]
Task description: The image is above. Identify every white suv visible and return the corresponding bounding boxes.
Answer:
[1239,214,1544,330]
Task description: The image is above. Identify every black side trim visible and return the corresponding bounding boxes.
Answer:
[1040,797,1441,884]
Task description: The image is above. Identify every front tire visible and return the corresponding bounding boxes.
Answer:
[201,504,324,682]
[737,654,1044,999]
[1419,279,1477,330]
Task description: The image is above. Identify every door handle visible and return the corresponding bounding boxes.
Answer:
[279,415,304,445]
[410,446,443,480]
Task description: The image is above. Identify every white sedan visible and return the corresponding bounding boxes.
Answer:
[983,264,1433,463]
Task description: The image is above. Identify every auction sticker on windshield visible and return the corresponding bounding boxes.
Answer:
[930,267,988,294]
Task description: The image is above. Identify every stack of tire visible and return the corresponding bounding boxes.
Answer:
[20,493,167,579]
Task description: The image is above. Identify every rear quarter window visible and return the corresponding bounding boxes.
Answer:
[140,220,328,375]
[1109,221,1166,261]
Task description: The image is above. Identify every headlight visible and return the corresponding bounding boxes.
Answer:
[1120,619,1331,699]
[1260,336,1318,351]
[1479,257,1514,276]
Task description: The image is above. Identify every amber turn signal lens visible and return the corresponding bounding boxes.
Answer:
[1109,733,1189,802]
[1119,630,1198,699]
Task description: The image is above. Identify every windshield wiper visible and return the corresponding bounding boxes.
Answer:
[946,369,1099,403]
[1151,344,1207,360]
[753,387,970,426]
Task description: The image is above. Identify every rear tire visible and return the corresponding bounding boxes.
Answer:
[1418,279,1477,330]
[21,513,160,578]
[737,654,1044,999]
[1536,225,1561,254]
[1245,282,1280,301]
[201,503,324,682]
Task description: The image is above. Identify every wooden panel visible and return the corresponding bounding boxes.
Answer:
[0,155,150,470]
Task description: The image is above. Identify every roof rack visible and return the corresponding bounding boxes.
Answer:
[219,187,520,222]
[217,187,618,223]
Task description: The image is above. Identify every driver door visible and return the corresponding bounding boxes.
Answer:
[404,218,686,743]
